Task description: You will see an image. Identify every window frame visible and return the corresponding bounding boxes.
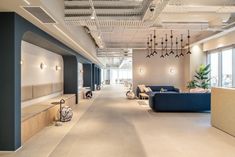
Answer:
[207,46,235,88]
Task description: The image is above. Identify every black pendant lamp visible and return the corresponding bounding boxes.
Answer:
[169,30,174,55]
[153,30,157,55]
[146,37,150,58]
[175,37,179,58]
[179,34,184,57]
[160,38,164,58]
[187,30,191,54]
[165,34,169,57]
[150,34,154,56]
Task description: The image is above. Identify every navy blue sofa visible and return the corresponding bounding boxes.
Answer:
[149,92,211,112]
[136,86,180,98]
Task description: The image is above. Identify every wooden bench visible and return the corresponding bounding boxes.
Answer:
[21,94,76,143]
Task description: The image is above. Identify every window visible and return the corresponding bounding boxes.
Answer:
[210,53,219,87]
[207,47,234,88]
[222,49,232,87]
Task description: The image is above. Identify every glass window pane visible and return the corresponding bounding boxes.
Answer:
[210,53,219,87]
[222,49,232,87]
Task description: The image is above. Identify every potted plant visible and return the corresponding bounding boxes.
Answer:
[194,64,211,89]
[186,64,211,92]
[187,80,197,90]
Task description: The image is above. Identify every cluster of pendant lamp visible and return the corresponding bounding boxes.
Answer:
[146,30,191,58]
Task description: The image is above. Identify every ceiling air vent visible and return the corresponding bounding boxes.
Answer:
[22,6,57,24]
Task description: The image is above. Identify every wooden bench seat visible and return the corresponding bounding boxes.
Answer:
[21,94,76,143]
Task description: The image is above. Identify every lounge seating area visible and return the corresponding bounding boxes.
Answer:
[137,85,211,112]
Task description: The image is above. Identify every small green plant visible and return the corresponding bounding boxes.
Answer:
[186,64,211,89]
[194,64,211,89]
[187,80,197,89]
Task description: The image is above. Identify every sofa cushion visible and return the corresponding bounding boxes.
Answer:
[144,87,152,93]
[138,85,146,93]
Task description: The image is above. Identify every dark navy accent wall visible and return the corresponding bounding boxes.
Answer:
[91,64,101,90]
[83,64,93,88]
[92,64,95,91]
[0,12,94,151]
[0,13,21,151]
[63,56,78,103]
[98,68,101,85]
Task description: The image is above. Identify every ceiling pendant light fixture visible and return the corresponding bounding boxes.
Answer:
[170,30,174,55]
[150,34,154,56]
[180,34,184,57]
[175,37,179,58]
[146,37,151,58]
[187,30,191,54]
[165,34,169,57]
[145,30,191,59]
[153,30,157,55]
[160,38,164,58]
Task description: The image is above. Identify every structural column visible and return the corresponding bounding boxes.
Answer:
[63,56,79,103]
[83,63,93,89]
[0,13,21,151]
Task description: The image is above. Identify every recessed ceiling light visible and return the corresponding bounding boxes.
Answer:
[23,0,30,5]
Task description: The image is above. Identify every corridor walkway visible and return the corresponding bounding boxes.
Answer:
[1,85,235,157]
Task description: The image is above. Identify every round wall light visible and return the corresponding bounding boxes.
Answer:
[56,65,61,71]
[169,67,176,75]
[40,62,47,70]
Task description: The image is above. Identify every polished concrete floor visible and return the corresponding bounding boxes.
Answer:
[1,85,235,157]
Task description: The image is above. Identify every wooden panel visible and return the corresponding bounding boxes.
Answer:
[52,82,63,93]
[21,105,59,143]
[33,84,52,98]
[21,86,33,101]
[211,87,235,136]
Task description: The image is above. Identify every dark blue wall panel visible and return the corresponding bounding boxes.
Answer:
[0,13,21,151]
[63,56,78,103]
[83,64,93,88]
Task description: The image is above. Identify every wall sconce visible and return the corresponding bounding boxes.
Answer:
[56,65,61,71]
[80,69,83,73]
[169,67,176,75]
[20,60,23,65]
[139,67,146,76]
[40,62,47,70]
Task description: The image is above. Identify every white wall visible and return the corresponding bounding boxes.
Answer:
[132,49,185,92]
[21,41,63,107]
[21,41,63,86]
